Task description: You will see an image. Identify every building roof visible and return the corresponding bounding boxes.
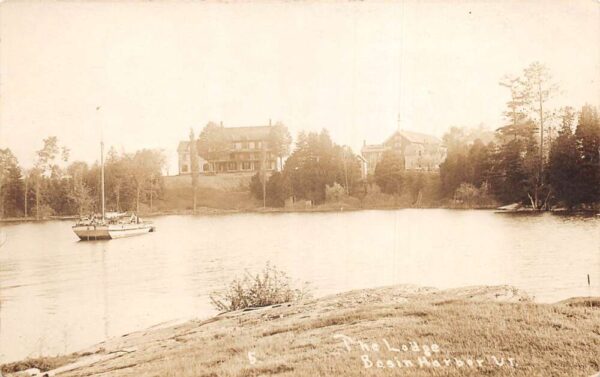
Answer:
[361,144,388,153]
[386,130,442,145]
[221,125,272,141]
[178,125,273,153]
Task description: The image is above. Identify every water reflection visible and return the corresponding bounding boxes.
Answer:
[0,210,598,362]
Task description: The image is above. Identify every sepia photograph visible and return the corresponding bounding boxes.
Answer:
[0,1,599,376]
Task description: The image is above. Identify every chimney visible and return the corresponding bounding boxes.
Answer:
[220,121,223,127]
[269,119,272,127]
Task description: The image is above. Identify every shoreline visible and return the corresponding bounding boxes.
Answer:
[1,206,598,223]
[2,285,599,377]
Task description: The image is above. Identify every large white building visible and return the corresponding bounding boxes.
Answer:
[177,125,278,175]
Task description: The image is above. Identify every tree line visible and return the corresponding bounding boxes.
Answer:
[2,62,597,215]
[0,137,166,219]
[250,62,599,210]
[435,105,599,209]
[249,129,362,207]
[437,62,599,210]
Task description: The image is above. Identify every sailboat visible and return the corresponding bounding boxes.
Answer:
[72,140,155,241]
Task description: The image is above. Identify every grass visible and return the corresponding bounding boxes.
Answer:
[5,285,597,377]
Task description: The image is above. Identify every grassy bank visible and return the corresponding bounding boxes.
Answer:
[3,285,599,377]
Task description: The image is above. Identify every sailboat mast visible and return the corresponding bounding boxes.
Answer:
[101,140,105,222]
[97,105,106,222]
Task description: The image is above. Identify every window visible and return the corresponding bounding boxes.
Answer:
[256,141,262,149]
[249,142,255,149]
[242,162,251,170]
[181,164,188,173]
[234,142,242,150]
[228,162,237,171]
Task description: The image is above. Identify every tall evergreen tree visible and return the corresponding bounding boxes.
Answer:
[494,139,529,204]
[547,107,580,208]
[574,105,600,205]
[0,148,24,218]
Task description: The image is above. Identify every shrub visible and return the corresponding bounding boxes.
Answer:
[209,263,311,312]
[453,182,496,208]
[325,182,346,202]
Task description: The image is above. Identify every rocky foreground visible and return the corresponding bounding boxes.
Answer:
[3,285,600,377]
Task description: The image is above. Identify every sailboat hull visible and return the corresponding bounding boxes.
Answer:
[73,223,153,240]
[107,223,153,239]
[73,225,111,240]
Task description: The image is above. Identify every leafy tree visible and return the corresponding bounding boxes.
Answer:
[105,148,128,212]
[454,182,495,208]
[46,176,72,215]
[325,182,346,202]
[67,161,94,216]
[32,137,69,219]
[374,150,405,195]
[268,122,292,171]
[128,149,166,212]
[197,122,228,164]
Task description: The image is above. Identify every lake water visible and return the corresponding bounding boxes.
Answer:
[0,209,598,362]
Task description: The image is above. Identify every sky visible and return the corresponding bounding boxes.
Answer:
[0,0,598,174]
